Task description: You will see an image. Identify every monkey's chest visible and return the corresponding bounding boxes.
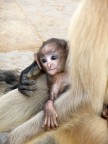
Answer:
[60,82,70,94]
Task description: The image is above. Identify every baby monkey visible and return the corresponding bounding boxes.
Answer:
[34,38,69,130]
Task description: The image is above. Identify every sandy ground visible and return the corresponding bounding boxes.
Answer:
[0,0,80,142]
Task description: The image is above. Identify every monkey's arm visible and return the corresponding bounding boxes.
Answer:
[18,61,42,96]
[0,70,20,93]
[0,70,19,85]
[41,82,61,130]
[42,100,59,130]
[49,83,60,102]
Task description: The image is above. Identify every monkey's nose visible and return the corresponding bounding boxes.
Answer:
[48,63,51,68]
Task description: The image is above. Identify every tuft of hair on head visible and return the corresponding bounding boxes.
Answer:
[41,38,68,53]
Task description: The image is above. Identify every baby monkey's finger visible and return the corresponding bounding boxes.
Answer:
[47,116,51,130]
[51,116,55,129]
[53,116,59,128]
[42,115,48,129]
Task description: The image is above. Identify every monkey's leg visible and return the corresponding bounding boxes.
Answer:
[56,114,108,144]
[7,88,108,144]
[29,114,108,144]
[3,91,99,144]
[6,91,70,144]
[26,114,108,144]
[26,132,58,144]
[0,74,48,132]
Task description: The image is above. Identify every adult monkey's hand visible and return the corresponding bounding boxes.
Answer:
[18,61,41,96]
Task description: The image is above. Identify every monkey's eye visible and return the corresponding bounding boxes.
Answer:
[41,58,47,63]
[51,55,57,60]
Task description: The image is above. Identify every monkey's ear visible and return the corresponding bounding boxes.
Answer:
[34,53,42,69]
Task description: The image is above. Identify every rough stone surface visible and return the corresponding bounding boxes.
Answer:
[0,0,80,53]
[0,133,8,144]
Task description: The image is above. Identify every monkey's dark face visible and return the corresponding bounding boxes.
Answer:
[38,44,66,76]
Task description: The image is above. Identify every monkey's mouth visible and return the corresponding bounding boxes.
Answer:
[48,68,56,71]
[47,69,57,75]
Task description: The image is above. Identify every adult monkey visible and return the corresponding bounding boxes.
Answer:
[0,0,108,144]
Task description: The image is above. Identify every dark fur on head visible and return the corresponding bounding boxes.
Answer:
[40,38,68,53]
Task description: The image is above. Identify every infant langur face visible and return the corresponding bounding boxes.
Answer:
[38,43,66,76]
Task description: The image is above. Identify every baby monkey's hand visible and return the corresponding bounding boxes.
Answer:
[42,100,59,130]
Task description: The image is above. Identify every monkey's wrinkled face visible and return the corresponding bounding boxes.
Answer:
[39,45,66,76]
